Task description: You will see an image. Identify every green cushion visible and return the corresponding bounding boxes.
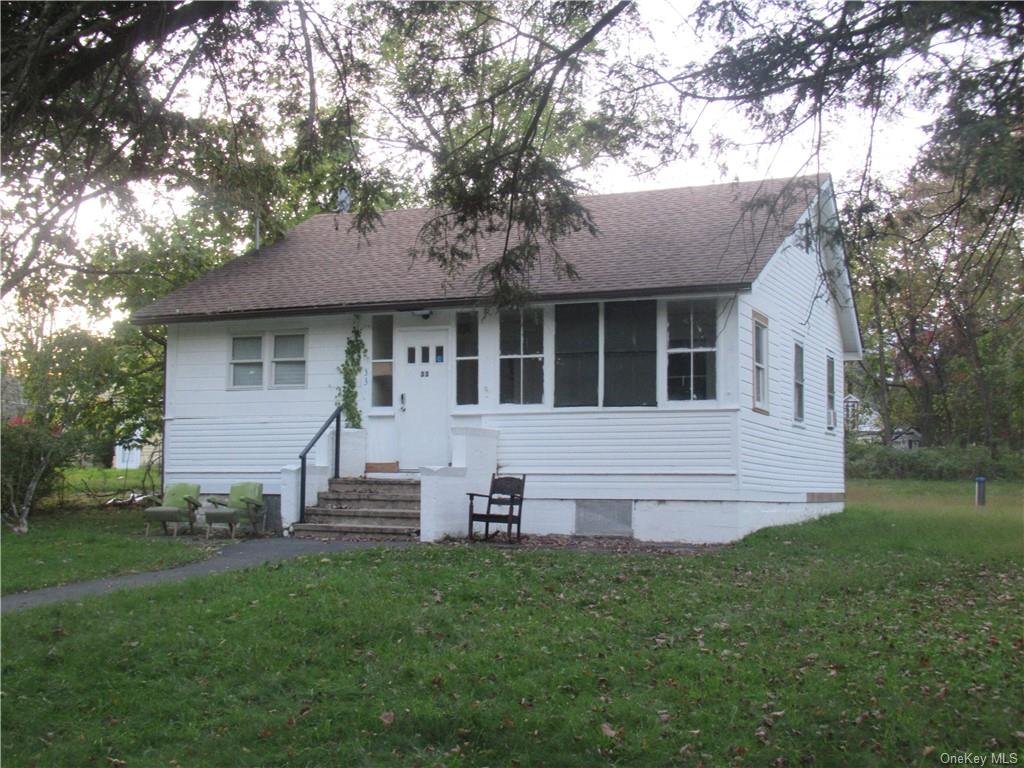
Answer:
[145,506,193,523]
[160,483,200,511]
[205,509,247,524]
[226,482,263,510]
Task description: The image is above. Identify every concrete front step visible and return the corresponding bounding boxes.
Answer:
[305,507,419,526]
[315,492,420,510]
[292,522,419,538]
[330,477,420,490]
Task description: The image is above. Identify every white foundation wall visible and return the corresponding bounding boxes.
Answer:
[513,497,842,543]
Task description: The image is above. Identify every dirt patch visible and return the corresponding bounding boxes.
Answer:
[453,534,721,556]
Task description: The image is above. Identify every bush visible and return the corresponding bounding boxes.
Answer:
[1,420,75,530]
[846,441,1024,481]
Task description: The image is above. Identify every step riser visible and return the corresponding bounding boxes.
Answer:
[328,486,420,499]
[315,494,420,509]
[292,523,419,537]
[306,515,418,527]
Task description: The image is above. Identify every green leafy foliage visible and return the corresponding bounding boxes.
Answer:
[846,442,1023,481]
[0,420,74,531]
[337,317,366,429]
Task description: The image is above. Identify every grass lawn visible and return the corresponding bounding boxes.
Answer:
[3,480,1022,766]
[2,468,212,595]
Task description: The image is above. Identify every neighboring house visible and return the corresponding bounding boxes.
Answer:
[891,428,922,451]
[132,175,862,543]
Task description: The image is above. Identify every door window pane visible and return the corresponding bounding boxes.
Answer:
[456,359,478,405]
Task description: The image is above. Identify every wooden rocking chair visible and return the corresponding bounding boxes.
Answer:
[467,474,526,542]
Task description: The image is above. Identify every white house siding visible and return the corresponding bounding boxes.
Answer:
[736,210,847,502]
[164,315,351,493]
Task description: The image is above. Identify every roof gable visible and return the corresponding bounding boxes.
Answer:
[133,175,825,324]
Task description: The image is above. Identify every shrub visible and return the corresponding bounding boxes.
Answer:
[1,420,76,532]
[846,441,1023,480]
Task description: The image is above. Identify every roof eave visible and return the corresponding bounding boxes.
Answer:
[130,282,753,325]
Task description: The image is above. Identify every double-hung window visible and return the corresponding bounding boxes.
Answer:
[272,334,306,386]
[456,311,479,405]
[793,342,805,421]
[826,355,836,429]
[667,300,717,400]
[499,308,543,404]
[753,312,769,412]
[371,315,393,407]
[231,336,263,387]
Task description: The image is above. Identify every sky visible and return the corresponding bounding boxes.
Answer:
[34,0,933,336]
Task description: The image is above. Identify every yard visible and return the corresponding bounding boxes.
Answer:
[2,480,1021,766]
[1,468,210,595]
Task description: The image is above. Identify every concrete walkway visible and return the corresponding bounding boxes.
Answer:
[2,537,408,614]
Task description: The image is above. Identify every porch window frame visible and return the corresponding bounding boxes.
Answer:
[793,340,805,422]
[665,299,718,403]
[499,307,545,405]
[752,311,769,414]
[455,310,480,407]
[826,354,836,430]
[370,314,394,409]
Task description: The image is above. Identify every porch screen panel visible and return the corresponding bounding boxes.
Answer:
[554,303,598,407]
[603,300,656,406]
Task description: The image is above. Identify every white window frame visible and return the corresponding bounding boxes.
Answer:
[666,299,718,402]
[826,355,836,430]
[498,308,544,405]
[229,335,264,389]
[793,341,805,422]
[752,311,769,413]
[270,333,307,388]
[455,310,480,407]
[370,315,394,409]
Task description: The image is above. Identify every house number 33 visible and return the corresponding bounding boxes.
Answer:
[420,371,430,378]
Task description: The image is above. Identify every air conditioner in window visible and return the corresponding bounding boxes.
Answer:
[827,409,837,429]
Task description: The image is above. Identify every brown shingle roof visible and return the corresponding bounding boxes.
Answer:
[132,175,825,324]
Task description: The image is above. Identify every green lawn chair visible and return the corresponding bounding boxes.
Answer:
[143,483,201,536]
[205,482,265,538]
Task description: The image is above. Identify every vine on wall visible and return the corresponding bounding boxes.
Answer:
[337,317,366,429]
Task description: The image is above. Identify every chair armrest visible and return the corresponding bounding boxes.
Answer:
[207,496,230,507]
[466,493,489,499]
[184,495,201,510]
[240,496,264,510]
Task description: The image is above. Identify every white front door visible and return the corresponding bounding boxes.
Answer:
[396,328,450,469]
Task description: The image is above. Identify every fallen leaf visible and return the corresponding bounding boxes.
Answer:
[258,728,272,739]
[922,746,936,757]
[601,722,619,738]
[658,711,672,722]
[380,711,395,726]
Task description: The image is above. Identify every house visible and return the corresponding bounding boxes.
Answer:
[132,175,862,543]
